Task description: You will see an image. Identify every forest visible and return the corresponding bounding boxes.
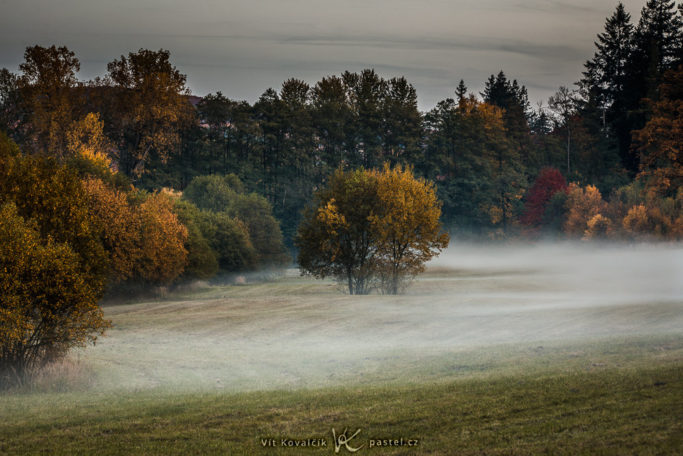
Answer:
[0,0,681,290]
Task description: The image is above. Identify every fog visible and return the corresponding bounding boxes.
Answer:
[83,242,683,392]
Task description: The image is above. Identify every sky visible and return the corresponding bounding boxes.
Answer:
[0,0,647,111]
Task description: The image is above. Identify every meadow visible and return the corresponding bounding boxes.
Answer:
[0,243,681,455]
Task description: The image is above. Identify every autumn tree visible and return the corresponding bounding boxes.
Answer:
[8,45,82,157]
[0,204,110,386]
[296,168,381,294]
[632,65,683,198]
[82,177,141,283]
[564,183,608,236]
[371,164,449,294]
[520,167,567,230]
[105,49,196,177]
[296,166,448,295]
[0,133,109,385]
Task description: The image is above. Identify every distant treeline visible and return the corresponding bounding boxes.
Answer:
[1,0,681,245]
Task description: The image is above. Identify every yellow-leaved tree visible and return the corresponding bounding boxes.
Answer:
[563,183,608,237]
[296,165,449,295]
[371,164,449,294]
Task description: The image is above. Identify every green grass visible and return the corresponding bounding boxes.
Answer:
[0,361,681,455]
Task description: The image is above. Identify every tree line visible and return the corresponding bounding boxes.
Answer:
[1,1,681,245]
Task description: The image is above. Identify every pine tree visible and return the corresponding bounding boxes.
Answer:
[455,79,468,103]
[621,0,682,172]
[581,3,633,114]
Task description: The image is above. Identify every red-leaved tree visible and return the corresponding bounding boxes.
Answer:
[520,167,567,229]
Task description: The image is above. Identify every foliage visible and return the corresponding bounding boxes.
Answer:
[424,96,525,234]
[583,214,613,239]
[297,168,380,294]
[521,167,567,230]
[0,203,110,385]
[81,178,141,283]
[135,192,188,283]
[172,200,219,280]
[11,45,82,156]
[197,211,256,272]
[371,164,449,294]
[182,174,288,267]
[65,112,130,190]
[0,135,107,290]
[564,183,608,237]
[541,191,570,234]
[297,166,448,294]
[105,49,196,177]
[632,65,683,198]
[2,25,682,245]
[227,193,289,267]
[182,174,244,212]
[0,134,109,384]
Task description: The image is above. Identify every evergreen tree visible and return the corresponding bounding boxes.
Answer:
[455,79,468,102]
[581,3,634,114]
[621,0,682,172]
[482,71,533,173]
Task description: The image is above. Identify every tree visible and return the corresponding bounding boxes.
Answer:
[0,203,110,386]
[381,77,422,165]
[297,168,381,294]
[105,49,196,177]
[171,200,219,280]
[520,167,567,230]
[564,183,608,236]
[581,3,634,117]
[483,71,533,169]
[296,166,448,295]
[0,133,109,385]
[197,211,256,272]
[82,177,141,284]
[424,96,518,233]
[371,164,449,294]
[182,174,288,267]
[0,134,108,290]
[548,86,580,175]
[136,191,188,283]
[632,65,683,198]
[621,0,682,172]
[4,45,83,156]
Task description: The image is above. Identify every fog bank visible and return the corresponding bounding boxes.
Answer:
[83,242,683,391]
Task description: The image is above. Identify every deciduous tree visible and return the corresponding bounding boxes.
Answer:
[371,164,449,294]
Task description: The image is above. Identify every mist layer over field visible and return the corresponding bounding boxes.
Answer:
[83,242,683,392]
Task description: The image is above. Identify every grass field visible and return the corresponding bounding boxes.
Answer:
[0,243,681,454]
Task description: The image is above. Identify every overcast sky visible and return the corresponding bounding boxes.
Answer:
[0,0,647,111]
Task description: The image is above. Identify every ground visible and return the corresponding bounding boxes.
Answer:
[0,243,681,454]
